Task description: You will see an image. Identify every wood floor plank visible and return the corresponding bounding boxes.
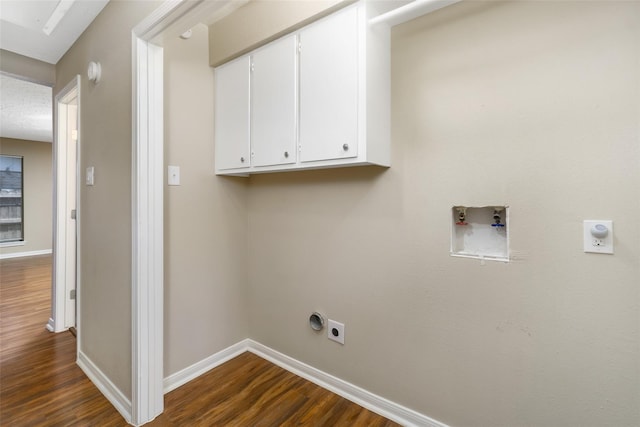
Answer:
[1,255,401,426]
[0,255,126,426]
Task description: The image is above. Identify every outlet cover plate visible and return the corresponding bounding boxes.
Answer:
[583,220,613,254]
[328,319,345,345]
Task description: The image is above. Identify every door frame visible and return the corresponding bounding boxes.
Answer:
[131,1,245,423]
[49,75,81,335]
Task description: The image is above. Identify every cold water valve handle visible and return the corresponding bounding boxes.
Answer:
[491,208,505,227]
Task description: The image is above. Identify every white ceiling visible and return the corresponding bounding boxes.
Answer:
[0,0,108,143]
[0,74,53,143]
[0,0,109,64]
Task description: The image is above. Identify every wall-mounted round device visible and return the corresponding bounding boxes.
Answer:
[309,312,325,331]
[590,223,609,239]
[87,61,101,84]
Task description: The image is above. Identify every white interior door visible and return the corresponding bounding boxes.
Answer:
[52,75,80,333]
[64,102,78,329]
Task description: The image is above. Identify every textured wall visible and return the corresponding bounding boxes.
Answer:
[208,0,349,66]
[48,1,640,424]
[246,1,640,426]
[54,0,162,399]
[163,23,249,377]
[0,49,55,85]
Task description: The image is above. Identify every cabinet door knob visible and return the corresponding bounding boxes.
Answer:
[343,143,349,151]
[284,151,289,158]
[240,157,245,163]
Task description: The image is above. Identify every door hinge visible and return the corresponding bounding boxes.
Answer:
[250,62,254,72]
[298,42,302,53]
[71,209,77,219]
[70,289,76,300]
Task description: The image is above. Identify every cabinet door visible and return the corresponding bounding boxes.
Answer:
[251,35,297,167]
[299,5,358,163]
[214,56,251,170]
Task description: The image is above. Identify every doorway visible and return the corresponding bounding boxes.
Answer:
[50,75,80,335]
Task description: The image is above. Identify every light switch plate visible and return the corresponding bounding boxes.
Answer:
[168,165,180,186]
[86,166,94,186]
[583,220,613,254]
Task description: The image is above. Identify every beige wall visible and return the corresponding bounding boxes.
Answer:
[0,49,55,86]
[208,0,349,66]
[45,0,639,425]
[0,138,52,257]
[55,0,161,399]
[245,2,639,426]
[163,23,249,376]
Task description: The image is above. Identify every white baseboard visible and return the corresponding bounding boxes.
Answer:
[164,339,447,427]
[74,339,445,426]
[77,351,132,424]
[163,339,249,393]
[46,318,55,332]
[246,340,448,427]
[0,249,52,259]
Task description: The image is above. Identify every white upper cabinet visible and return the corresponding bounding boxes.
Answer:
[214,56,250,171]
[299,6,358,163]
[251,34,298,167]
[214,1,390,176]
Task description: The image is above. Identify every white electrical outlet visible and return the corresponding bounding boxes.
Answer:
[583,220,613,254]
[328,319,345,345]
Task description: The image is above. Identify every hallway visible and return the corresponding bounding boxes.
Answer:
[0,255,126,425]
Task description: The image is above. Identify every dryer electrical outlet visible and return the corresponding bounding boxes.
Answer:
[328,319,345,345]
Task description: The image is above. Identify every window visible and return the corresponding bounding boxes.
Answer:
[0,155,24,243]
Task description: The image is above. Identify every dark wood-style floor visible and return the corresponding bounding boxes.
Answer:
[0,255,399,426]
